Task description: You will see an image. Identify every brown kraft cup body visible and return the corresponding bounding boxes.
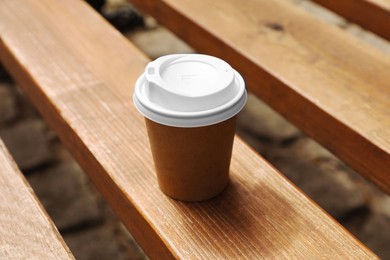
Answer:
[134,54,247,201]
[145,116,237,201]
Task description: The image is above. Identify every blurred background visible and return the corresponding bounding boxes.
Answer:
[0,0,389,259]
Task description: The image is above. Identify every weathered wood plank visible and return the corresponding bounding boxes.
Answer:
[0,140,74,259]
[312,0,390,40]
[0,0,377,258]
[129,0,390,194]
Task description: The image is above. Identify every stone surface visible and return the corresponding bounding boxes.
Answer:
[103,5,144,32]
[0,82,17,123]
[0,119,52,170]
[370,195,390,216]
[358,213,390,259]
[237,93,300,142]
[125,26,194,59]
[63,225,126,260]
[27,162,102,230]
[105,0,128,10]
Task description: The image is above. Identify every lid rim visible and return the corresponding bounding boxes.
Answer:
[133,90,247,127]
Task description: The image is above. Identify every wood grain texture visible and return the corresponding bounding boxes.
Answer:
[0,140,74,259]
[128,0,390,194]
[312,0,390,40]
[0,0,377,258]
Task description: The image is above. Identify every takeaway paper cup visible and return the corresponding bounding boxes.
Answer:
[133,54,247,201]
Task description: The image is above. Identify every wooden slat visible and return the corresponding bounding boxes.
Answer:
[0,140,73,259]
[0,0,376,258]
[312,0,390,41]
[128,0,390,194]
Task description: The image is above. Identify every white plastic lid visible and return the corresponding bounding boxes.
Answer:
[133,54,247,127]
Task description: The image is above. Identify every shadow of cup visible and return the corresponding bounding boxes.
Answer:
[171,166,302,258]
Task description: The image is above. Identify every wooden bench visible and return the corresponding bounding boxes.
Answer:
[0,139,74,259]
[0,0,388,258]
